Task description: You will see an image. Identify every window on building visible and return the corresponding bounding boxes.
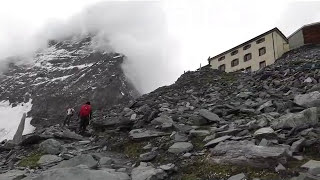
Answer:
[218,64,226,71]
[256,38,265,44]
[231,59,239,67]
[231,50,238,56]
[243,44,251,50]
[259,47,266,56]
[259,61,266,69]
[244,53,252,62]
[218,56,225,61]
[245,66,251,72]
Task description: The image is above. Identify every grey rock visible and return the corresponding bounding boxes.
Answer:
[259,139,269,146]
[203,134,216,142]
[12,113,26,144]
[151,115,174,129]
[173,124,193,133]
[216,129,241,137]
[38,155,63,166]
[198,109,221,122]
[211,140,288,168]
[301,160,320,169]
[188,115,208,126]
[39,139,63,155]
[189,129,210,137]
[228,173,246,180]
[294,91,320,107]
[54,129,83,141]
[275,163,286,172]
[54,154,98,169]
[129,129,167,139]
[168,142,193,154]
[173,133,189,142]
[272,107,319,130]
[139,152,157,162]
[293,156,304,161]
[0,170,26,180]
[204,135,231,148]
[309,167,320,176]
[253,127,276,139]
[131,162,167,180]
[257,101,273,112]
[23,166,130,180]
[159,163,175,171]
[290,173,320,180]
[99,157,114,166]
[290,138,306,153]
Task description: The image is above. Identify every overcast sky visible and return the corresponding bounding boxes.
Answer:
[0,0,319,92]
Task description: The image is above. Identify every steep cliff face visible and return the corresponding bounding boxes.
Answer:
[0,36,139,127]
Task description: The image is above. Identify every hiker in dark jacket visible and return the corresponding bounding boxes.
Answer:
[78,102,92,133]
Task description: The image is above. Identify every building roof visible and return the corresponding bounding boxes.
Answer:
[288,21,320,39]
[209,27,288,61]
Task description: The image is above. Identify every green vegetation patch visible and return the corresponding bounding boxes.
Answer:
[123,141,145,158]
[18,151,44,168]
[221,73,237,83]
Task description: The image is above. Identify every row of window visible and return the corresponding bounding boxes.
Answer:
[220,47,266,68]
[218,60,266,72]
[218,37,265,61]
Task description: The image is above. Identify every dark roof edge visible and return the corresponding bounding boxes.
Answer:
[209,27,288,61]
[288,21,320,39]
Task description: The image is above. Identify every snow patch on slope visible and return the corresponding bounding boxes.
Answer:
[0,99,35,141]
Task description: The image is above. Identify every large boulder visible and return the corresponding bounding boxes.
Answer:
[294,91,320,107]
[211,140,288,168]
[168,142,193,154]
[0,170,26,180]
[53,154,98,169]
[253,127,276,139]
[91,117,132,130]
[198,109,220,122]
[39,139,63,155]
[271,107,319,130]
[22,166,130,180]
[131,162,167,180]
[151,115,174,128]
[38,155,63,167]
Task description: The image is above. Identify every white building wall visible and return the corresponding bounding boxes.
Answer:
[210,33,284,72]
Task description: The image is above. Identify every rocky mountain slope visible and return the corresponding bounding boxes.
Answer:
[1,45,320,180]
[0,36,139,127]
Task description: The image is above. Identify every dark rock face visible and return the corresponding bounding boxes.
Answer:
[0,36,139,127]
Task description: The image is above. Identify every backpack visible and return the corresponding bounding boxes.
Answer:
[80,104,91,117]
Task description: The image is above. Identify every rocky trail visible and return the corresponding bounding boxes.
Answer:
[2,45,320,180]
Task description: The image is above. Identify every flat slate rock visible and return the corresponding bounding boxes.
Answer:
[228,173,246,180]
[53,154,98,169]
[129,129,167,139]
[198,109,220,122]
[38,155,63,166]
[22,166,130,180]
[0,170,26,180]
[204,136,231,148]
[211,140,288,168]
[168,142,193,154]
[301,160,320,169]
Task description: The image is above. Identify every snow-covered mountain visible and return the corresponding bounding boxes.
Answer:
[0,35,139,134]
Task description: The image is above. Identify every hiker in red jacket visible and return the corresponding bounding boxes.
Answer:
[78,101,92,134]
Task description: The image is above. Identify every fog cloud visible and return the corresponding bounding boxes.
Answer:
[0,1,181,93]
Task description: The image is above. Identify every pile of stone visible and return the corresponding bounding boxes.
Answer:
[91,45,320,179]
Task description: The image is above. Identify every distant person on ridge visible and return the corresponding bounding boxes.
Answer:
[63,107,75,126]
[78,102,92,134]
